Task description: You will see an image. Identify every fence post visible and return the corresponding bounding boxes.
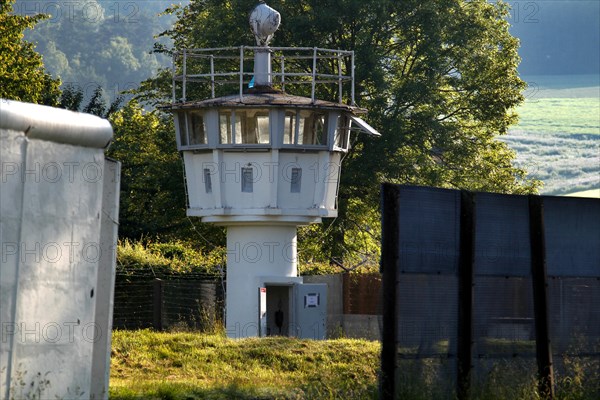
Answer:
[380,183,400,400]
[529,195,555,399]
[457,191,475,400]
[153,278,164,331]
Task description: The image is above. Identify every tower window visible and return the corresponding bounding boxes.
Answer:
[219,112,234,143]
[219,109,270,144]
[190,112,207,144]
[177,113,188,146]
[334,115,350,149]
[283,111,296,144]
[283,110,327,146]
[290,168,302,193]
[241,167,254,192]
[300,111,327,145]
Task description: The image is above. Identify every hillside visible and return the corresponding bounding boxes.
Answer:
[15,0,186,102]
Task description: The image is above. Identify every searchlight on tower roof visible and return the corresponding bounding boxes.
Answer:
[249,1,281,46]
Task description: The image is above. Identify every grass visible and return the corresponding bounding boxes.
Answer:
[514,98,599,136]
[504,76,600,195]
[109,330,380,399]
[109,330,600,399]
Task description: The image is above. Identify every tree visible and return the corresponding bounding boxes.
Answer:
[0,0,60,104]
[59,84,85,111]
[58,83,123,119]
[139,0,541,264]
[107,100,226,245]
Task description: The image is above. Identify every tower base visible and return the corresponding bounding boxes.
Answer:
[225,224,298,338]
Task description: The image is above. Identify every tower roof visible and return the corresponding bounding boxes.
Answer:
[165,92,366,114]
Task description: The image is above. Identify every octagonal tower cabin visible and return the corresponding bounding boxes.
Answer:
[163,2,380,338]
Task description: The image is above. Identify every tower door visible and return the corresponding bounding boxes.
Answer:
[264,284,293,337]
[294,283,327,339]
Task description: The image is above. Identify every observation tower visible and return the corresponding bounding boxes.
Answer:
[164,2,380,338]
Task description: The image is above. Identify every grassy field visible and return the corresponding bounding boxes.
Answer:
[515,98,599,135]
[109,331,600,400]
[506,76,599,195]
[109,330,380,399]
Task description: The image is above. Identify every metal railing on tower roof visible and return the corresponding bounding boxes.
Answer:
[171,46,355,105]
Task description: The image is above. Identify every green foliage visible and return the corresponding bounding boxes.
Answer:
[58,83,84,111]
[56,83,123,119]
[117,239,223,277]
[108,100,180,239]
[0,0,61,104]
[107,100,225,245]
[109,331,600,399]
[298,198,381,270]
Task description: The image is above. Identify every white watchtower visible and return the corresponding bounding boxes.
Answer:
[164,2,379,338]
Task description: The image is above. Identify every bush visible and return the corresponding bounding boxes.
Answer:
[117,239,224,278]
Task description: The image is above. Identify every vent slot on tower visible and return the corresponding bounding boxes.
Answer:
[290,168,302,193]
[203,168,212,193]
[242,167,254,192]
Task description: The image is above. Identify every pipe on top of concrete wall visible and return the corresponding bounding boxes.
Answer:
[0,99,113,148]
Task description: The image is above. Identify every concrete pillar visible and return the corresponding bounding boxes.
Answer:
[253,49,272,87]
[225,224,297,338]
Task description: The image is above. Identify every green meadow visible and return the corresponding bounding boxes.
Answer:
[108,331,600,400]
[515,97,599,135]
[109,330,380,400]
[505,75,600,195]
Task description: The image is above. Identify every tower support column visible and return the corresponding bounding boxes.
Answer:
[225,224,298,338]
[253,48,272,87]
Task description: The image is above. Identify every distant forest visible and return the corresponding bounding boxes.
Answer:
[14,0,600,102]
[15,0,182,101]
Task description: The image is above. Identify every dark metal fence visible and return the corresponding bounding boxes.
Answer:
[380,184,600,400]
[112,269,224,331]
[113,269,382,335]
